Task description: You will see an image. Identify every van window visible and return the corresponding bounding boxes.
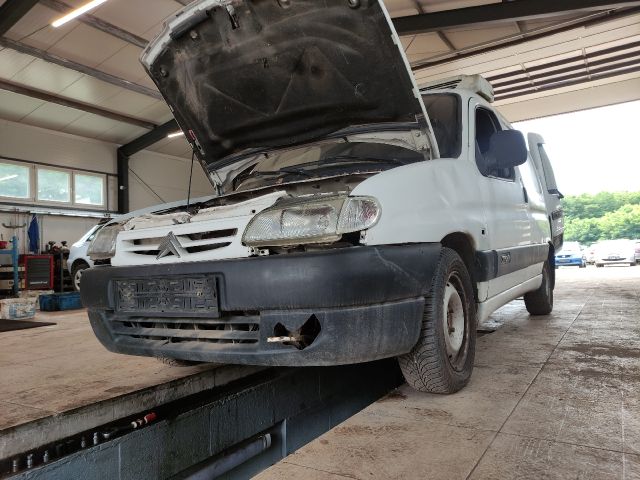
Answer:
[474,108,514,180]
[518,156,543,196]
[536,143,558,191]
[422,94,461,158]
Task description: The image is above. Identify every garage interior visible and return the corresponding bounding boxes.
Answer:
[0,0,639,479]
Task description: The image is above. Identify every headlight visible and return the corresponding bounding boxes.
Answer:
[242,196,380,247]
[87,224,124,260]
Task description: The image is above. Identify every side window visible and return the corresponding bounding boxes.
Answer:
[537,144,558,192]
[474,108,514,180]
[518,156,543,196]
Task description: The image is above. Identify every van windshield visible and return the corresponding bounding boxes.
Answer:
[422,93,462,158]
[228,141,423,192]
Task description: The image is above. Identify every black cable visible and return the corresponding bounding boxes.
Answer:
[186,149,195,209]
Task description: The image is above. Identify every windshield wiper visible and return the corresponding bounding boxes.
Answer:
[319,155,409,166]
[246,167,313,179]
[235,155,410,190]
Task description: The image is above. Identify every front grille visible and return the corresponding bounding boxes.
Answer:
[121,228,238,257]
[111,314,260,345]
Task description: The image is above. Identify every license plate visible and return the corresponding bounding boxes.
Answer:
[115,276,219,317]
[558,259,569,263]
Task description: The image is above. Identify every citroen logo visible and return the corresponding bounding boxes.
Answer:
[156,231,182,260]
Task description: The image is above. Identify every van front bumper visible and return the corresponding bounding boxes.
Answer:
[81,244,441,366]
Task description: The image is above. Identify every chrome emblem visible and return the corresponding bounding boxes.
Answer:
[156,231,182,260]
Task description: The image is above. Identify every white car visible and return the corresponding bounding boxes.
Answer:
[67,224,103,291]
[594,239,637,267]
[81,0,563,394]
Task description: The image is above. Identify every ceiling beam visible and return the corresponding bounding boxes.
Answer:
[39,0,149,49]
[0,37,162,100]
[409,0,457,53]
[117,119,179,214]
[494,62,640,101]
[411,6,640,70]
[394,0,640,36]
[119,119,178,157]
[0,0,40,35]
[436,31,456,51]
[486,38,640,83]
[0,79,156,129]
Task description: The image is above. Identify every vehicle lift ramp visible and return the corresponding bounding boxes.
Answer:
[0,361,402,479]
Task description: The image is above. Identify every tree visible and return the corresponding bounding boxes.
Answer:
[564,218,602,244]
[599,204,640,240]
[561,191,640,244]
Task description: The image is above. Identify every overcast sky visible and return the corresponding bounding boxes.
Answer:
[514,99,640,197]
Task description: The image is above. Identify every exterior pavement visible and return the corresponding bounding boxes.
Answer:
[256,266,640,480]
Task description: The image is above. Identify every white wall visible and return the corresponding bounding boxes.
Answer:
[0,119,214,255]
[129,150,213,211]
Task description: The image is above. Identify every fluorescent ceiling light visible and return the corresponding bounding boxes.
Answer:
[51,0,109,28]
[167,131,185,138]
[0,175,18,182]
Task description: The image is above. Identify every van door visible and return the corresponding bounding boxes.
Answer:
[469,99,534,297]
[528,133,564,250]
[517,153,549,251]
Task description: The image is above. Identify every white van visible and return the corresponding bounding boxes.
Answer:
[82,0,563,393]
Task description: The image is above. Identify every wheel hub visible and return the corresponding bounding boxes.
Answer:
[74,269,84,291]
[443,282,464,357]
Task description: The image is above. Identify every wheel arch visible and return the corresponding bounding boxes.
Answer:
[440,232,478,302]
[547,241,556,289]
[71,258,90,273]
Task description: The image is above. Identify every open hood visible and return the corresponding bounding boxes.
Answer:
[141,0,437,171]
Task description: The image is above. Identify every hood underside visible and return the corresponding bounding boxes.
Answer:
[141,0,432,170]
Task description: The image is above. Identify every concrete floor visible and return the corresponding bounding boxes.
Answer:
[257,266,640,480]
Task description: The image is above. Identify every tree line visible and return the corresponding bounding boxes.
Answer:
[563,191,640,244]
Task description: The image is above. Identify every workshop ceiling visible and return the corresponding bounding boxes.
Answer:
[0,0,639,158]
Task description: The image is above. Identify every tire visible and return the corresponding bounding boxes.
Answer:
[157,357,201,367]
[398,248,476,394]
[71,262,89,291]
[596,263,604,268]
[579,262,586,268]
[524,261,553,315]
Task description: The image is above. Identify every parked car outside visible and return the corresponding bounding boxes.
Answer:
[594,239,636,267]
[67,223,105,290]
[634,240,640,264]
[585,243,598,265]
[555,241,586,268]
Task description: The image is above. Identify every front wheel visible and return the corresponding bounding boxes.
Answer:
[398,248,476,394]
[71,262,89,291]
[524,261,553,315]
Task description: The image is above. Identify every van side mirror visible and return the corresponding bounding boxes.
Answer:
[488,130,528,169]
